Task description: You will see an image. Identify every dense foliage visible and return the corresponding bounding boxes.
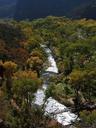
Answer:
[0,16,96,127]
[30,16,96,127]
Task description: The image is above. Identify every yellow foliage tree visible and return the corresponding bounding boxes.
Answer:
[27,56,43,77]
[3,61,17,92]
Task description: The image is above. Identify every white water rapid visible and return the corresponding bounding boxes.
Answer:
[45,47,58,73]
[34,45,77,126]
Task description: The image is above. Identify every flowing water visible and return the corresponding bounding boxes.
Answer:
[34,45,77,126]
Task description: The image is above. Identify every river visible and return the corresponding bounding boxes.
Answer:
[34,45,77,126]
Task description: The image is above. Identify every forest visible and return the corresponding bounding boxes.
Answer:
[0,16,96,128]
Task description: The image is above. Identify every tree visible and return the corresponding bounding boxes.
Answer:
[69,69,96,113]
[7,70,42,128]
[81,70,96,102]
[0,61,5,87]
[24,36,41,53]
[27,54,43,77]
[68,70,86,114]
[8,79,37,128]
[3,61,17,93]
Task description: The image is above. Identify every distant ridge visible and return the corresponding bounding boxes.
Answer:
[69,0,96,19]
[0,0,96,19]
[14,0,96,20]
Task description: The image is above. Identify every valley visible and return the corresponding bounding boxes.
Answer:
[0,16,96,127]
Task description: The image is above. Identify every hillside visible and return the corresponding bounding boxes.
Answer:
[14,0,96,20]
[70,0,96,19]
[0,0,96,19]
[0,17,96,128]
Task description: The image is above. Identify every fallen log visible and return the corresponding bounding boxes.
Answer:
[72,103,96,113]
[81,103,96,111]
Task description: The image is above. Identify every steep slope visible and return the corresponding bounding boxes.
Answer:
[14,0,91,20]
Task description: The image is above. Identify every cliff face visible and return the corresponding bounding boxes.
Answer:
[14,0,94,20]
[0,0,16,18]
